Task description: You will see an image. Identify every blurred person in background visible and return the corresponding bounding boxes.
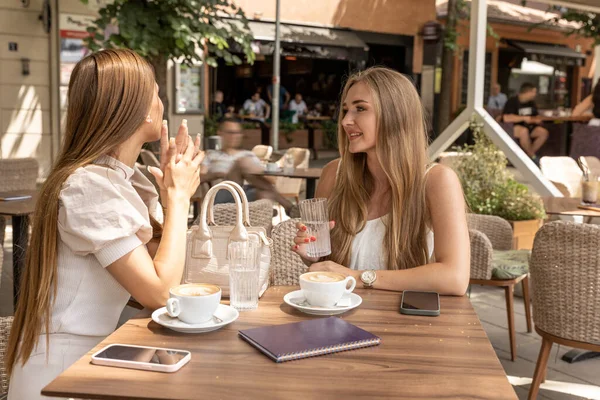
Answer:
[289,93,308,123]
[502,82,548,160]
[210,90,227,121]
[243,92,270,121]
[573,81,600,126]
[201,118,299,216]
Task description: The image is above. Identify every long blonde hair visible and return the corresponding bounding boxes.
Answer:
[329,67,430,270]
[6,49,156,374]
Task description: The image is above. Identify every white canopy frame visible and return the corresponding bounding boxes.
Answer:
[429,0,599,197]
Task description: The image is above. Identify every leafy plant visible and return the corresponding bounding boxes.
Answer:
[525,4,600,45]
[279,121,300,144]
[321,120,338,150]
[203,115,220,137]
[81,0,256,121]
[452,117,546,221]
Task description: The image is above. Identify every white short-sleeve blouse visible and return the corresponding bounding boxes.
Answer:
[50,155,160,336]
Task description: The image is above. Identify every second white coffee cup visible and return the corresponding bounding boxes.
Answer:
[166,283,221,324]
[299,271,356,308]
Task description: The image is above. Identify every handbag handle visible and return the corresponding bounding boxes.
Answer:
[207,181,251,227]
[195,182,248,242]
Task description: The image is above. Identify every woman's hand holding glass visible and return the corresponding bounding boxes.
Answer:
[291,220,335,264]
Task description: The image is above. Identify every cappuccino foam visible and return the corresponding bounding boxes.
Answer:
[172,284,220,297]
[302,272,345,283]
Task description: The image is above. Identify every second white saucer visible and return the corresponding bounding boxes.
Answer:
[151,304,239,333]
[283,290,362,316]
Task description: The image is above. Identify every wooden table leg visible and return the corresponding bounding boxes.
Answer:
[522,275,532,333]
[504,284,517,361]
[308,126,317,160]
[528,338,552,400]
[305,179,316,199]
[12,214,29,310]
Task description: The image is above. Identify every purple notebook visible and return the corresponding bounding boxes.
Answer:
[238,317,381,363]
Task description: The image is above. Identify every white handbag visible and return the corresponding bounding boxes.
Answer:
[185,181,272,297]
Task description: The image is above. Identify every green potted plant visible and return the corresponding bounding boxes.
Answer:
[321,119,338,150]
[452,117,546,249]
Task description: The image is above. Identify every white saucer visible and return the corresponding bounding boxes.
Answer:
[151,304,239,333]
[283,290,362,316]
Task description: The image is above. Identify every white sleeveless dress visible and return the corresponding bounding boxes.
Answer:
[348,216,434,270]
[341,162,436,270]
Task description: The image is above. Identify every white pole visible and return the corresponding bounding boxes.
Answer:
[428,0,561,196]
[271,0,281,152]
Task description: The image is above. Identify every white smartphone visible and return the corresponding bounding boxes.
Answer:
[91,344,191,373]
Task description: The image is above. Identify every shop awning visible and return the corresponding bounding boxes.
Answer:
[246,20,369,50]
[506,40,586,66]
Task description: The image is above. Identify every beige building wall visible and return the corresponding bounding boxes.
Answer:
[0,0,52,178]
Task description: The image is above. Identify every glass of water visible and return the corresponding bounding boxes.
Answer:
[229,241,260,311]
[298,198,332,258]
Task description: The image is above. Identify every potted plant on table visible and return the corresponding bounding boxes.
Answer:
[452,118,546,250]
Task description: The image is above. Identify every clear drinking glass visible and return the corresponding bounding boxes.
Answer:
[298,198,332,258]
[581,174,599,204]
[283,152,295,174]
[229,241,260,311]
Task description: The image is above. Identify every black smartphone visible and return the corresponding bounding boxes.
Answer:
[400,291,440,316]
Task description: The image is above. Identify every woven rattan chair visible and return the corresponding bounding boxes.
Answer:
[0,158,38,247]
[271,219,307,286]
[539,156,582,197]
[0,316,13,397]
[192,199,274,237]
[467,214,532,362]
[274,148,310,204]
[252,145,273,162]
[0,158,38,192]
[527,221,600,400]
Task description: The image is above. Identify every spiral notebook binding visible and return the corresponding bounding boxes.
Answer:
[277,338,381,363]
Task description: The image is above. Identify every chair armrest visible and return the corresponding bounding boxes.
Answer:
[469,229,494,280]
[467,214,513,251]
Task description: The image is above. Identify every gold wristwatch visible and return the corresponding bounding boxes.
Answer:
[360,270,377,288]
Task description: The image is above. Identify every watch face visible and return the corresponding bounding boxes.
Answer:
[362,270,376,283]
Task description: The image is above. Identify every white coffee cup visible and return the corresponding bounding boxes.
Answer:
[265,162,279,172]
[166,283,221,324]
[299,271,356,308]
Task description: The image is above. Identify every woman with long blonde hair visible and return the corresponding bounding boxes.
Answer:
[6,49,203,398]
[293,67,470,295]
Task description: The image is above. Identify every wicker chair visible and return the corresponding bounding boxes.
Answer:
[527,221,600,400]
[0,158,38,192]
[252,145,273,162]
[467,214,532,362]
[539,156,582,197]
[0,158,38,247]
[569,123,600,160]
[192,199,274,237]
[274,148,310,204]
[270,219,307,286]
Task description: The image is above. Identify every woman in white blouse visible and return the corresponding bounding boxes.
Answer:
[292,67,470,295]
[6,49,204,399]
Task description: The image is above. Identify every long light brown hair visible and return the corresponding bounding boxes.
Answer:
[329,67,430,270]
[6,49,156,374]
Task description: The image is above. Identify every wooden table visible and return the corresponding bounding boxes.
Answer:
[303,116,333,160]
[256,168,322,199]
[537,115,592,123]
[0,190,37,308]
[43,287,516,399]
[542,196,600,218]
